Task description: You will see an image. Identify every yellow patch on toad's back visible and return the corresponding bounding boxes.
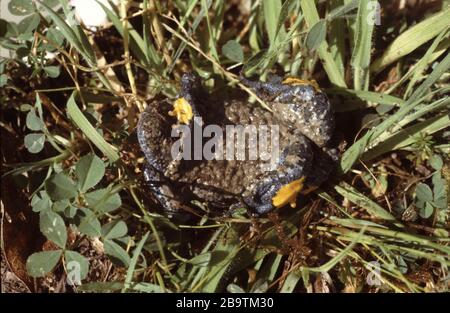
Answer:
[282,77,320,92]
[168,97,193,124]
[272,177,306,208]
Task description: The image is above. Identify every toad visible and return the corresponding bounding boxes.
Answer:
[137,73,337,216]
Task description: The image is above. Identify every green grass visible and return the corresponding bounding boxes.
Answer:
[0,0,449,293]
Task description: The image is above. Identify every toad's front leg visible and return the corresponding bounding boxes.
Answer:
[244,133,314,214]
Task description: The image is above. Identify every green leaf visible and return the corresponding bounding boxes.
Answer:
[419,202,434,219]
[17,13,40,34]
[429,154,443,170]
[67,92,119,162]
[78,208,102,237]
[8,0,34,16]
[335,183,400,223]
[97,0,156,69]
[101,221,128,240]
[306,20,327,50]
[24,133,45,153]
[31,191,52,212]
[0,74,8,87]
[75,153,105,192]
[222,40,244,63]
[263,0,283,46]
[85,188,121,213]
[53,199,70,213]
[362,113,450,162]
[42,0,59,8]
[227,283,245,293]
[26,250,62,277]
[328,0,359,20]
[45,27,65,48]
[104,239,130,267]
[351,0,376,90]
[40,211,67,248]
[432,173,447,209]
[327,88,406,111]
[20,104,33,111]
[45,172,78,200]
[300,0,347,87]
[44,65,61,78]
[415,183,433,203]
[341,53,450,173]
[38,2,81,49]
[280,271,301,293]
[64,205,78,218]
[371,7,450,72]
[188,252,212,267]
[123,232,149,291]
[65,250,89,282]
[26,109,44,131]
[40,2,112,88]
[126,282,165,293]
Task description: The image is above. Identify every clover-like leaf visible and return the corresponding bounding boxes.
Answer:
[40,211,67,248]
[415,183,433,203]
[75,153,105,192]
[432,173,447,209]
[8,0,34,16]
[65,250,89,283]
[24,133,45,153]
[306,19,326,50]
[26,250,62,277]
[419,202,434,219]
[17,13,40,34]
[26,109,44,131]
[101,220,128,240]
[43,65,61,78]
[85,188,121,213]
[104,239,130,267]
[222,40,244,63]
[53,199,70,213]
[429,154,443,171]
[77,208,102,237]
[31,191,52,212]
[45,172,78,200]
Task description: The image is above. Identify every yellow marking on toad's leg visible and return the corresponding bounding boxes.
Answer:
[282,77,320,92]
[272,177,306,208]
[168,97,193,124]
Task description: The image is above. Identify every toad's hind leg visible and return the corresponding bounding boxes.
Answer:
[143,164,191,219]
[244,134,314,214]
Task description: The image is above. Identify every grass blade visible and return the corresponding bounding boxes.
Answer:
[340,53,450,173]
[335,183,400,224]
[351,0,376,90]
[123,232,150,292]
[67,92,119,162]
[362,113,450,161]
[263,0,284,46]
[301,0,347,87]
[371,6,450,72]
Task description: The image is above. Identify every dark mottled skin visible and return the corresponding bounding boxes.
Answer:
[137,73,337,215]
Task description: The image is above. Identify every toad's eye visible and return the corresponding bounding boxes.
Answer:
[282,77,320,92]
[168,97,193,124]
